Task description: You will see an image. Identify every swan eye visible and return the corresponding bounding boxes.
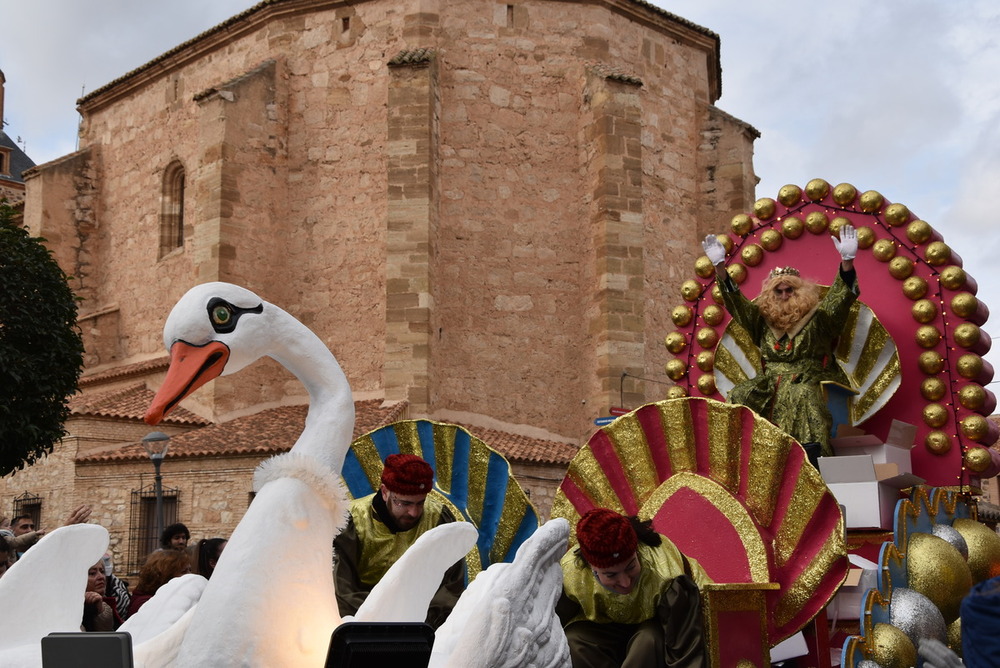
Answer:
[211,305,233,326]
[205,297,261,334]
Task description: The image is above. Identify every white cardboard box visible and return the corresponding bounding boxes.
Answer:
[830,420,916,475]
[828,554,878,620]
[818,454,924,529]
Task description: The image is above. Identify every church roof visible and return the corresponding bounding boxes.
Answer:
[0,131,36,183]
[69,382,209,426]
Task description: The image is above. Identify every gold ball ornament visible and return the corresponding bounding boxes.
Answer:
[665,385,688,399]
[832,182,858,206]
[872,239,897,262]
[964,445,992,472]
[804,178,830,201]
[759,230,783,252]
[696,351,715,372]
[859,190,884,212]
[940,266,967,290]
[903,276,928,300]
[696,327,719,349]
[906,219,933,244]
[804,211,829,234]
[915,325,942,349]
[885,203,911,226]
[953,518,1000,583]
[951,292,979,319]
[671,305,693,327]
[777,184,802,207]
[665,358,688,381]
[702,305,724,326]
[870,622,917,668]
[925,241,952,266]
[922,403,949,428]
[920,377,946,402]
[947,618,962,655]
[961,415,990,442]
[957,354,984,380]
[664,332,688,354]
[911,299,938,324]
[695,256,717,278]
[958,384,987,410]
[753,198,776,221]
[907,532,973,623]
[711,284,723,305]
[955,323,982,349]
[925,431,952,455]
[889,256,914,280]
[680,280,702,302]
[717,234,734,253]
[696,373,717,395]
[731,213,753,237]
[781,216,804,239]
[856,226,876,249]
[725,263,748,284]
[740,244,764,267]
[829,216,851,238]
[918,350,945,375]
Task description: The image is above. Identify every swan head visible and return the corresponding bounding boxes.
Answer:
[145,282,273,425]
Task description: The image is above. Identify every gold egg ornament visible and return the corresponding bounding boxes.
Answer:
[870,622,917,668]
[906,532,973,623]
[953,518,1000,583]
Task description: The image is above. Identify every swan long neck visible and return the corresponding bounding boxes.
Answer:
[265,307,355,475]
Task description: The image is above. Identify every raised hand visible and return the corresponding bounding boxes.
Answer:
[831,224,858,261]
[701,235,726,266]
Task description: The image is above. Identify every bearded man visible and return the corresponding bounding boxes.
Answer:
[701,225,858,466]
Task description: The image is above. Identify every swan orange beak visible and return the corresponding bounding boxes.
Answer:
[145,340,230,424]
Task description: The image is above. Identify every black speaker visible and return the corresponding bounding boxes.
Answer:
[41,632,134,668]
[325,622,435,668]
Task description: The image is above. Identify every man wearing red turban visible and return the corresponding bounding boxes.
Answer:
[333,453,465,628]
[557,508,712,667]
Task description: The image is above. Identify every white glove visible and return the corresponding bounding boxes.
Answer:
[917,639,964,668]
[701,235,726,266]
[831,224,858,261]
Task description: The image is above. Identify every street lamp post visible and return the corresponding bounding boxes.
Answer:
[141,431,171,546]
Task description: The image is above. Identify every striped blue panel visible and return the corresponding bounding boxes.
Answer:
[476,453,510,569]
[506,509,539,563]
[416,420,437,476]
[448,429,471,511]
[371,424,402,462]
[341,450,372,498]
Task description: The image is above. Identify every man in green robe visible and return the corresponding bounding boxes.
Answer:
[701,225,859,465]
[333,453,465,628]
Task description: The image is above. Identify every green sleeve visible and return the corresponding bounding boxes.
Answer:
[333,515,370,617]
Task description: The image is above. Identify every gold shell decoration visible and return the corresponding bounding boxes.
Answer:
[671,305,693,327]
[804,178,830,200]
[696,373,717,395]
[664,332,688,354]
[964,446,991,472]
[925,241,952,266]
[777,184,802,206]
[925,431,952,455]
[753,198,777,221]
[950,292,979,319]
[960,414,990,441]
[888,256,914,280]
[872,239,897,262]
[915,325,942,349]
[665,358,687,381]
[702,305,724,327]
[922,403,948,428]
[695,256,717,278]
[741,244,764,266]
[958,384,987,410]
[953,518,1000,583]
[731,213,753,237]
[957,354,984,380]
[920,377,946,402]
[695,350,715,372]
[696,327,719,349]
[918,350,945,375]
[832,182,858,206]
[954,323,982,349]
[906,532,973,623]
[726,263,748,284]
[759,230,783,251]
[885,203,911,226]
[805,211,829,234]
[906,219,932,244]
[665,385,688,399]
[911,299,938,324]
[903,276,928,300]
[681,279,702,302]
[781,216,804,239]
[856,226,876,249]
[870,622,917,668]
[859,190,884,212]
[940,266,967,290]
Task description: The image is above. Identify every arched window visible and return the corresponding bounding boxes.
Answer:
[159,160,185,258]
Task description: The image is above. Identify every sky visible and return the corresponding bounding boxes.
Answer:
[2,0,999,377]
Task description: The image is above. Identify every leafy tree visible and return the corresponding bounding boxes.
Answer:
[0,201,84,475]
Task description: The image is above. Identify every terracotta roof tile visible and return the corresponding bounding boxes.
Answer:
[466,427,578,466]
[79,357,170,386]
[70,383,208,426]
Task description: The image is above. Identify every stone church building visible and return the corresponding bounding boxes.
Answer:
[4,0,758,573]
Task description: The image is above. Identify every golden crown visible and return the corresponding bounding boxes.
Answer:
[768,266,800,279]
